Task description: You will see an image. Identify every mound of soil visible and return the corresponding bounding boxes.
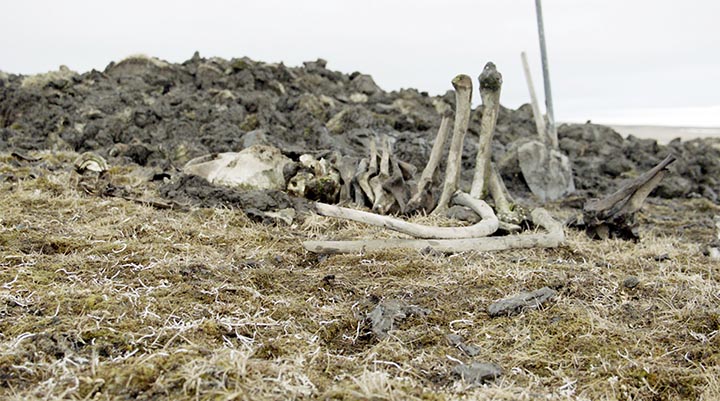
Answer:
[1,53,719,203]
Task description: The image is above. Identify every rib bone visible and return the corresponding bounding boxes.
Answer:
[311,191,498,239]
[370,135,394,214]
[303,208,563,254]
[382,153,410,213]
[357,138,378,204]
[352,157,369,205]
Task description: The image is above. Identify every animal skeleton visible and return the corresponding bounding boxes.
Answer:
[302,63,565,254]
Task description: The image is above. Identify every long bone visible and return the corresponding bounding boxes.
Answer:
[470,62,502,199]
[302,207,562,254]
[471,63,518,222]
[310,191,498,240]
[433,75,473,215]
[407,109,453,213]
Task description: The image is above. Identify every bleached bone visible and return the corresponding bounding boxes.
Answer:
[466,63,519,222]
[357,138,378,204]
[407,109,453,213]
[583,154,676,240]
[433,75,473,215]
[370,136,394,213]
[310,191,498,240]
[397,160,417,180]
[335,155,359,203]
[352,158,369,205]
[585,155,675,218]
[74,152,108,173]
[488,163,518,223]
[382,153,410,213]
[470,62,502,199]
[184,145,290,190]
[303,208,563,254]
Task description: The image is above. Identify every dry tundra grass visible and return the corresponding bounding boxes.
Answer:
[0,151,719,400]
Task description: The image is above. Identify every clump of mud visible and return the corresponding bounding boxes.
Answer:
[1,53,719,203]
[158,173,310,222]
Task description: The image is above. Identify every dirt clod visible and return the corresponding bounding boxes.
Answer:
[487,286,557,317]
[447,334,481,357]
[367,299,430,339]
[623,276,641,289]
[452,362,503,385]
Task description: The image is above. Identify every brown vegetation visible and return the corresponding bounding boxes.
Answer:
[1,151,719,400]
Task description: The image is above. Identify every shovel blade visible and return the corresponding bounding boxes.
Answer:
[518,140,575,202]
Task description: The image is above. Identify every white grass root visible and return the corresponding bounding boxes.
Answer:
[302,207,563,254]
[311,192,498,240]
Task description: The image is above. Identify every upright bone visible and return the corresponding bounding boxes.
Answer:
[356,138,378,204]
[407,109,453,213]
[383,152,410,213]
[352,158,370,205]
[470,62,502,199]
[433,75,473,215]
[370,136,395,213]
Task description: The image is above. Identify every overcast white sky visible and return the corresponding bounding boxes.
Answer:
[2,0,719,126]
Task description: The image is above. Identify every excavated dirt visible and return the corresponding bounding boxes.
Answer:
[2,53,720,209]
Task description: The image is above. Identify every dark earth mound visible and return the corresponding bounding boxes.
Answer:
[1,53,719,204]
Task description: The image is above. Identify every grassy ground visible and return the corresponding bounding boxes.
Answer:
[1,151,719,400]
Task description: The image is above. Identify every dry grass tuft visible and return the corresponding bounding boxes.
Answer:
[1,151,718,400]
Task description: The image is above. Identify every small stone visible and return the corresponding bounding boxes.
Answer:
[623,276,640,289]
[419,246,442,257]
[349,93,368,103]
[446,205,481,224]
[707,247,720,261]
[262,208,295,225]
[447,334,481,357]
[367,300,429,339]
[453,362,502,384]
[488,287,557,317]
[241,129,269,148]
[350,74,381,95]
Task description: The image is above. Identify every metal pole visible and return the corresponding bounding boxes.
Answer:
[534,0,558,149]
